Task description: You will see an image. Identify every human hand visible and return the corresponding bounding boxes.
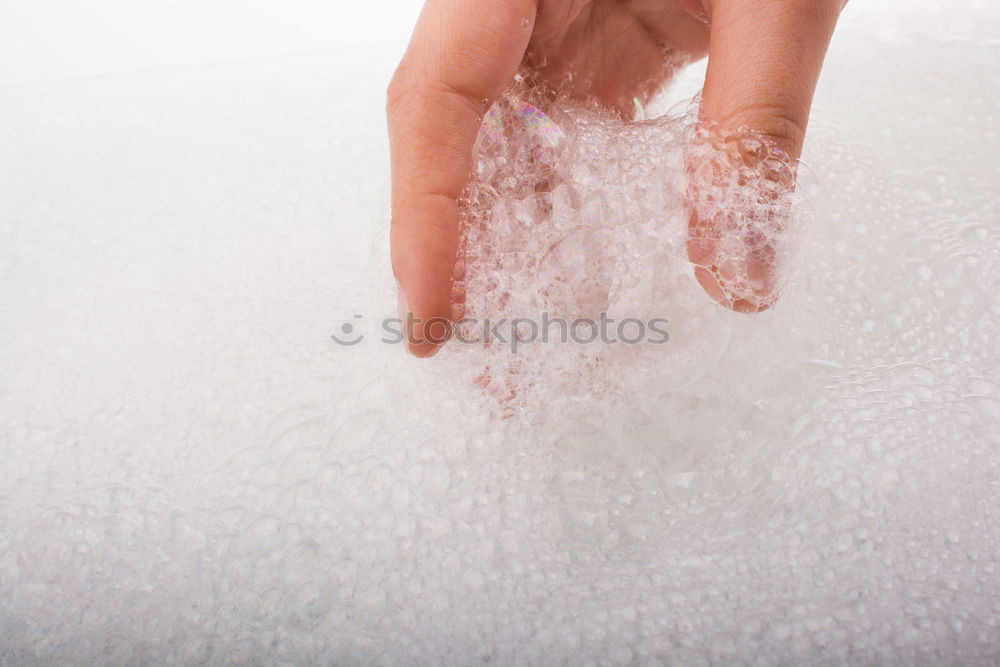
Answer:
[388,0,845,356]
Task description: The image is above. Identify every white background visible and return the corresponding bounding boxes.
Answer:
[0,0,423,87]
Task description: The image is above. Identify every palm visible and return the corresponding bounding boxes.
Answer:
[526,0,709,115]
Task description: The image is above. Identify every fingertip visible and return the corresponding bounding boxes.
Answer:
[396,281,454,358]
[407,338,444,359]
[405,312,453,358]
[693,262,779,313]
[689,212,782,314]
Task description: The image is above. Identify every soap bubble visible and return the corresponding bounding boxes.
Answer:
[449,75,807,416]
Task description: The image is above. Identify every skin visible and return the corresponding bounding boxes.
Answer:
[388,0,847,357]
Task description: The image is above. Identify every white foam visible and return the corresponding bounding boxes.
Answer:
[0,1,998,664]
[446,78,806,417]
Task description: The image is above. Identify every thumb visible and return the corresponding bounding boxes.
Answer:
[688,0,843,311]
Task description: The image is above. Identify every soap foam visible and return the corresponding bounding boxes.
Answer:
[445,77,806,417]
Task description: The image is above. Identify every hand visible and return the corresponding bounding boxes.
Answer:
[388,0,845,356]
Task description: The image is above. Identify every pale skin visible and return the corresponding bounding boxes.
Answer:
[388,0,846,356]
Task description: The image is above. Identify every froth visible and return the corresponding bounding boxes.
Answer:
[445,77,807,416]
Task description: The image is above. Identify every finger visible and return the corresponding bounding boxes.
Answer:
[387,0,536,357]
[701,0,842,158]
[688,0,843,311]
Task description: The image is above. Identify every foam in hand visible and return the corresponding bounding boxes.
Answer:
[449,76,805,415]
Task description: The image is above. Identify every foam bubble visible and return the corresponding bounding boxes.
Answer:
[445,77,807,416]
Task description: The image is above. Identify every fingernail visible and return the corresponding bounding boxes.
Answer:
[397,283,412,355]
[396,283,408,322]
[678,0,710,24]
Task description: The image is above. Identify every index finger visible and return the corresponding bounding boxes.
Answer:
[387,0,536,357]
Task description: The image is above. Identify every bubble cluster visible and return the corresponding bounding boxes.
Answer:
[448,77,805,415]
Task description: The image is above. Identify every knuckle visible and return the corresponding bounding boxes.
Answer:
[386,66,415,117]
[387,68,402,100]
[722,104,806,155]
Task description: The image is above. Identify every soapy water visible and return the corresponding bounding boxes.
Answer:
[447,76,806,416]
[1,1,1000,664]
